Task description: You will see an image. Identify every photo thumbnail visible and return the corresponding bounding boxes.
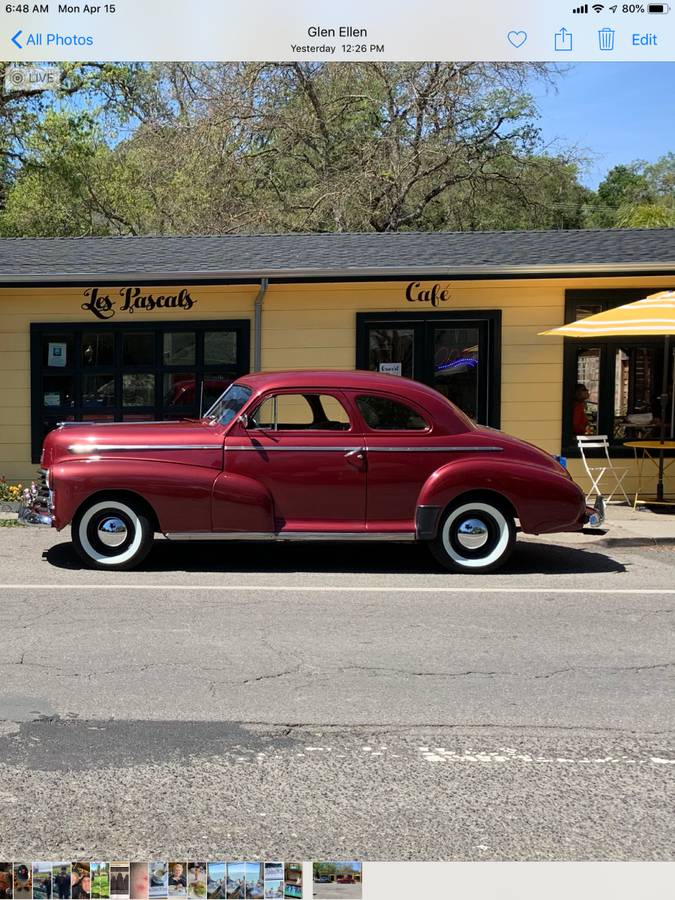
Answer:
[51,865,72,900]
[90,865,109,900]
[31,865,51,900]
[109,865,129,900]
[13,867,31,900]
[0,865,13,900]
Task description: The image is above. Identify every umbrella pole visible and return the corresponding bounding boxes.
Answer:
[657,334,671,502]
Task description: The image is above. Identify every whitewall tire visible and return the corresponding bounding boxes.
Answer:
[72,498,154,570]
[430,500,516,574]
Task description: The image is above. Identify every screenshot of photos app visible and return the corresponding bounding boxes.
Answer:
[0,3,673,900]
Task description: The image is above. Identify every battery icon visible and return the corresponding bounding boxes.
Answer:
[648,3,670,11]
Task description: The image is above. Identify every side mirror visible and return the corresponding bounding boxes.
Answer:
[237,413,249,429]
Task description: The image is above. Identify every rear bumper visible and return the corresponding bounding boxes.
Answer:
[584,495,606,528]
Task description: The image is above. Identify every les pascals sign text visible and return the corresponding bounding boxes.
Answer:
[82,286,196,320]
[405,282,452,307]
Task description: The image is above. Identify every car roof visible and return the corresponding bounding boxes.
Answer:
[233,369,475,430]
[237,368,428,394]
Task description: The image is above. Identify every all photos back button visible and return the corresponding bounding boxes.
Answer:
[11,31,95,47]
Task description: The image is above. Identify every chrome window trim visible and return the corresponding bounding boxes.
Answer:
[68,444,217,453]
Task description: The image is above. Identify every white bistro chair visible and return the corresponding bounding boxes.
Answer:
[577,435,631,505]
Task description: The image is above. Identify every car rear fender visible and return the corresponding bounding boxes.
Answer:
[416,457,586,536]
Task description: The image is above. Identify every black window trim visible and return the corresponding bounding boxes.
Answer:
[563,289,670,457]
[30,318,250,463]
[355,310,501,429]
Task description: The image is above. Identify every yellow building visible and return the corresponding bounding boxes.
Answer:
[1,230,674,496]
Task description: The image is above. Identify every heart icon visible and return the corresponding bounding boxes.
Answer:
[507,30,528,48]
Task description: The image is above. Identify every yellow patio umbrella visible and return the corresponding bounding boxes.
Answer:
[540,290,675,501]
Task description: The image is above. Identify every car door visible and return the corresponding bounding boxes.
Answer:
[224,389,366,531]
[352,391,442,531]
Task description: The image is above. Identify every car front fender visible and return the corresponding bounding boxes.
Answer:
[50,458,215,532]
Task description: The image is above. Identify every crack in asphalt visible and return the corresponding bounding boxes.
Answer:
[3,659,674,682]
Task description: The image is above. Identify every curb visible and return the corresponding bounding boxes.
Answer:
[595,536,675,549]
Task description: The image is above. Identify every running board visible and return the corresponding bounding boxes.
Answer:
[164,531,417,542]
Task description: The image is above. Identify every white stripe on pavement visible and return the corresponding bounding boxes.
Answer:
[1,584,675,594]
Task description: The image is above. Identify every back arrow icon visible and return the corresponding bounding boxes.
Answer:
[11,30,23,49]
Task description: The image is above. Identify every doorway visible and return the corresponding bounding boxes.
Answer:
[356,311,501,426]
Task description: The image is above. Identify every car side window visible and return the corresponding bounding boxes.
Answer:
[356,395,427,430]
[250,393,351,431]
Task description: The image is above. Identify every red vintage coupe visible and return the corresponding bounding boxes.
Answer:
[21,370,603,572]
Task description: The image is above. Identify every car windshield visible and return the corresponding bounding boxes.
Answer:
[204,383,252,425]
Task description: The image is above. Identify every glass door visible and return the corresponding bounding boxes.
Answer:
[429,325,481,421]
[357,311,500,427]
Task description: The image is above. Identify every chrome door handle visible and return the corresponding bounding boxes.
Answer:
[344,448,366,469]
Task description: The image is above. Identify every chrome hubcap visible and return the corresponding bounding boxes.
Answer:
[456,518,490,550]
[97,517,128,548]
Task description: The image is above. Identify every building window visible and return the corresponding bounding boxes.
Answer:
[356,310,501,428]
[30,319,250,463]
[563,291,675,454]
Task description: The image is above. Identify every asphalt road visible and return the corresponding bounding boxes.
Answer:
[0,528,673,860]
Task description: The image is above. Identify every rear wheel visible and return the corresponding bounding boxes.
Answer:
[430,499,516,574]
[72,497,154,570]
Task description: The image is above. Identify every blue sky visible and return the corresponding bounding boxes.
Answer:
[530,63,674,188]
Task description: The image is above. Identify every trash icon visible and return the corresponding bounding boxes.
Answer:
[598,27,615,50]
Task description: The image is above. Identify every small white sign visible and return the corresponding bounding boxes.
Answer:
[379,362,402,376]
[48,342,67,367]
[44,393,61,407]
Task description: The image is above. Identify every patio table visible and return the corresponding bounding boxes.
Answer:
[623,440,675,507]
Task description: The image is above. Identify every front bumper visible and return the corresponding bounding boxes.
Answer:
[17,469,54,527]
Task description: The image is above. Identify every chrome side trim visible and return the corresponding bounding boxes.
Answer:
[68,444,217,453]
[226,445,359,452]
[59,420,181,427]
[164,531,417,542]
[367,446,504,453]
[225,445,503,453]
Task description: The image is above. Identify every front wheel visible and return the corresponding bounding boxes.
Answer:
[72,497,154,570]
[430,500,516,574]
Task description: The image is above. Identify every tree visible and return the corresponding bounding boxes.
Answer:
[1,62,591,235]
[614,153,675,227]
[585,163,653,228]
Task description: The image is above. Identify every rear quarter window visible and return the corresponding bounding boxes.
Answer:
[356,395,428,430]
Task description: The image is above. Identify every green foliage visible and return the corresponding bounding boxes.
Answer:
[0,62,672,235]
[587,156,675,228]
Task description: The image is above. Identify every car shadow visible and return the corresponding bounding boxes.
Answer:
[43,537,625,575]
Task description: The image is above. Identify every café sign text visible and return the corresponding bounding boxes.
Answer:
[82,286,197,320]
[405,282,452,307]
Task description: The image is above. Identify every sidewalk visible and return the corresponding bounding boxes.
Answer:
[526,503,675,549]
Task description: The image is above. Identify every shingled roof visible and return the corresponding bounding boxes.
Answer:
[1,229,674,282]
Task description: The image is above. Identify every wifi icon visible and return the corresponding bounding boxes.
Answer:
[593,3,605,10]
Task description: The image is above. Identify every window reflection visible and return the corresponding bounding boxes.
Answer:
[575,348,600,435]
